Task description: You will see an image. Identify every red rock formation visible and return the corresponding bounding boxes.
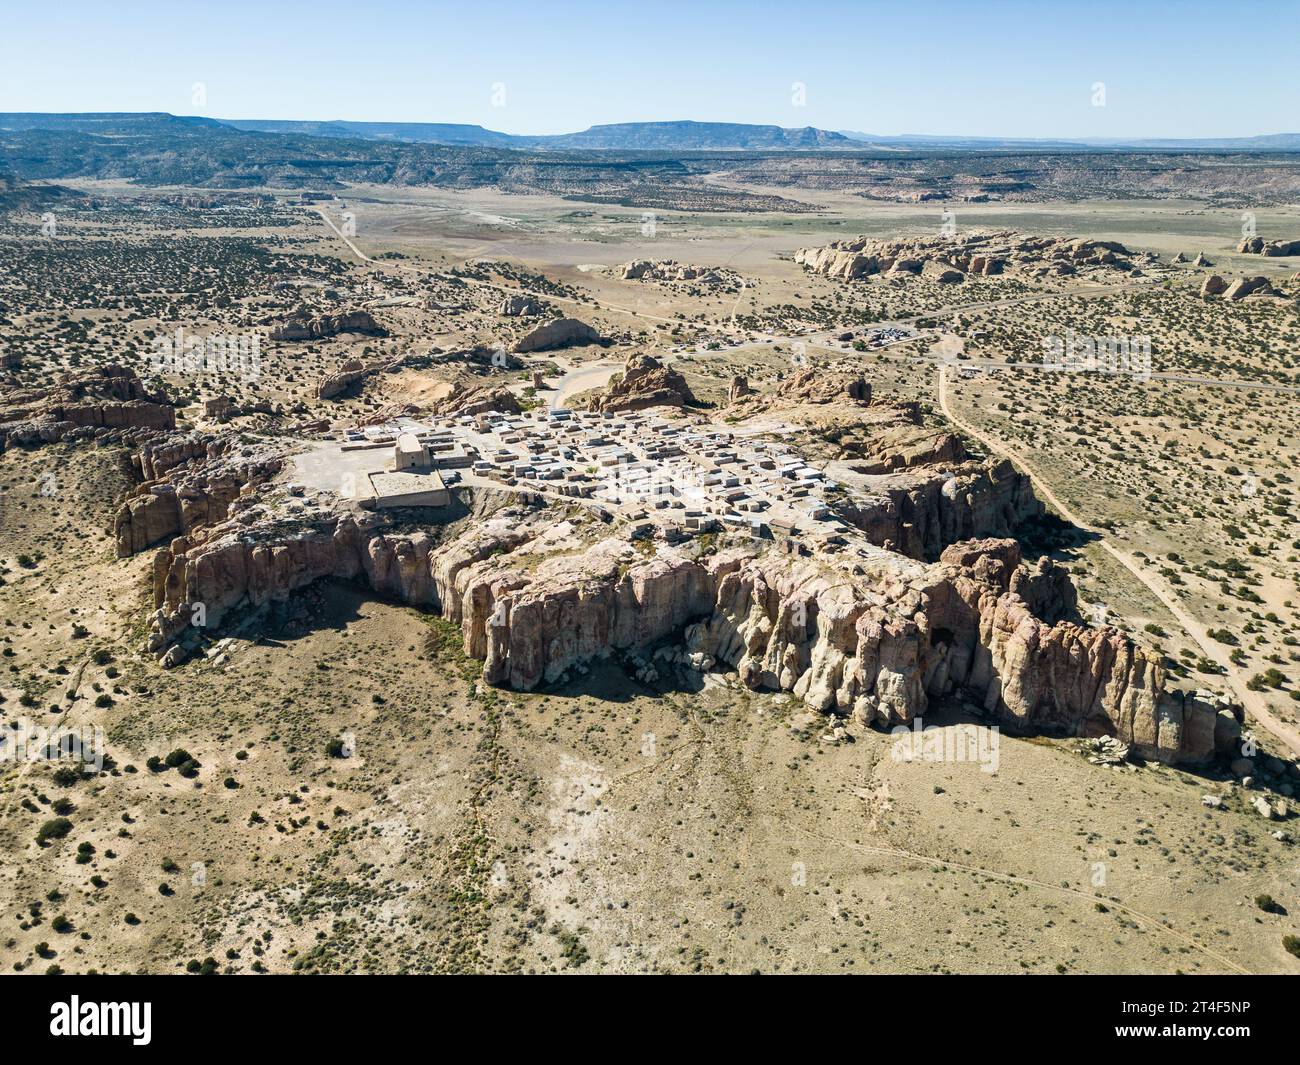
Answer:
[0,365,174,449]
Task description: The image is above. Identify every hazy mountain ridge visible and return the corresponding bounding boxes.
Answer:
[2,114,1297,209]
[225,118,853,150]
[8,114,1293,153]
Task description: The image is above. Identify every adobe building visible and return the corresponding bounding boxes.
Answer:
[365,432,449,508]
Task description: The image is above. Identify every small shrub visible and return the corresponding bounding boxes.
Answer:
[36,818,73,845]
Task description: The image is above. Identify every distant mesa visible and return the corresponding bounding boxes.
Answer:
[220,117,854,151]
[513,317,604,353]
[269,309,386,342]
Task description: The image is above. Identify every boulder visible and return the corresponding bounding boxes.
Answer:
[499,295,542,317]
[513,317,603,353]
[1224,276,1271,300]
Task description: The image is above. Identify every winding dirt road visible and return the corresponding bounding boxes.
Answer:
[938,364,1300,759]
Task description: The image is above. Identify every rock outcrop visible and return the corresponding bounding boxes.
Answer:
[142,492,1236,767]
[833,457,1043,561]
[784,369,870,406]
[796,231,1140,284]
[591,353,696,413]
[269,310,385,342]
[723,367,871,413]
[728,375,754,403]
[681,536,1238,765]
[114,435,285,557]
[1238,236,1300,257]
[317,358,372,400]
[1223,276,1277,300]
[1200,274,1229,297]
[316,348,412,400]
[0,365,174,450]
[513,317,603,353]
[432,382,522,418]
[499,295,543,317]
[620,260,738,286]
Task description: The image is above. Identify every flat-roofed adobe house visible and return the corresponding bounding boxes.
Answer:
[394,431,431,471]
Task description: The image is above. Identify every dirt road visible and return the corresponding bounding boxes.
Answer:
[938,364,1300,759]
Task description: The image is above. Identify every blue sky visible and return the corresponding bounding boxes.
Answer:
[3,0,1297,137]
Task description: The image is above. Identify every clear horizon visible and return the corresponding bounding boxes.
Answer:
[3,0,1298,139]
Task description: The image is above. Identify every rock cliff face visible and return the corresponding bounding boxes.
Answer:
[0,365,174,450]
[144,496,542,661]
[795,231,1139,283]
[114,435,284,557]
[142,494,1235,765]
[682,537,1236,764]
[833,457,1042,561]
[591,353,696,413]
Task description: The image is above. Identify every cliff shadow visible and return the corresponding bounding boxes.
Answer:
[523,657,647,705]
[1016,510,1101,563]
[254,580,370,647]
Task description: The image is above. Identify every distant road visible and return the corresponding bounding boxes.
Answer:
[938,364,1300,759]
[549,360,622,409]
[315,207,376,263]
